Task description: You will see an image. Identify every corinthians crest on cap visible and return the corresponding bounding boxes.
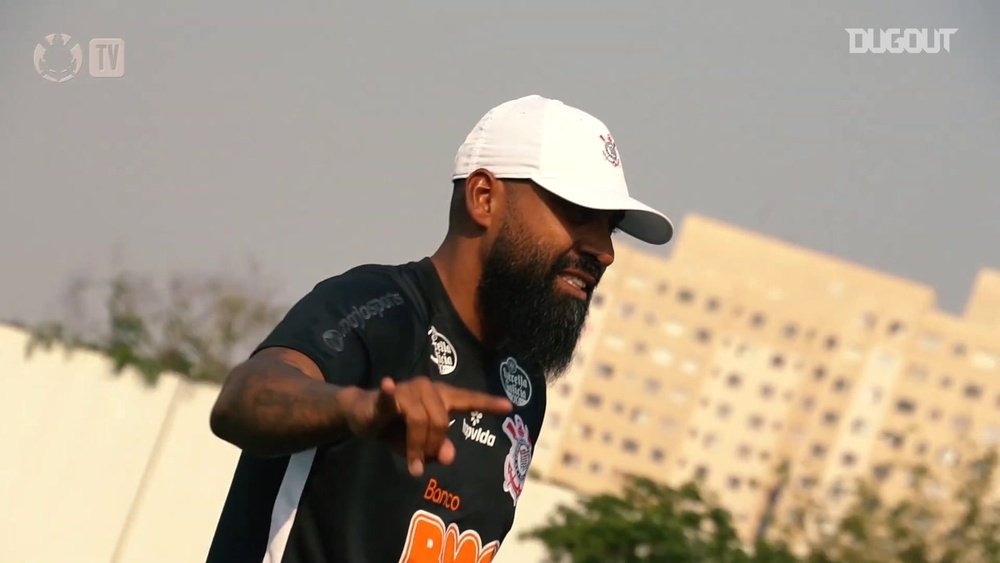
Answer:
[599,133,620,167]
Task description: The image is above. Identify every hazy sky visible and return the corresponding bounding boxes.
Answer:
[1,1,997,325]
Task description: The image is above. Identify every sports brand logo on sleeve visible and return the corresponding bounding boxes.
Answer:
[321,292,404,352]
[428,326,458,375]
[498,357,532,406]
[501,415,532,506]
[399,510,499,563]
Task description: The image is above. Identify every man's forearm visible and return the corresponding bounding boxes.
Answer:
[210,362,361,457]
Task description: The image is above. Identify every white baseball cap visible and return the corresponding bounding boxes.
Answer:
[452,95,673,245]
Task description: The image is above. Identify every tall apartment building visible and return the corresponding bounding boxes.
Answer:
[530,214,1000,544]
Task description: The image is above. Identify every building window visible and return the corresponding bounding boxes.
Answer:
[695,328,712,344]
[783,323,799,339]
[851,418,868,435]
[833,377,850,393]
[824,335,839,351]
[622,439,639,454]
[939,447,960,467]
[873,464,891,481]
[702,433,718,449]
[694,466,709,480]
[589,461,603,474]
[631,408,650,425]
[601,432,613,444]
[964,384,983,400]
[584,393,602,408]
[750,312,766,328]
[651,449,665,463]
[860,312,878,330]
[644,379,661,394]
[886,320,906,337]
[801,476,817,490]
[951,415,971,433]
[842,452,857,467]
[634,341,648,354]
[576,424,593,439]
[801,396,816,411]
[895,399,916,414]
[705,297,720,312]
[559,384,571,398]
[671,389,688,404]
[716,403,732,419]
[760,384,775,399]
[613,402,625,415]
[661,417,678,433]
[727,476,742,491]
[953,342,967,357]
[811,443,827,458]
[771,354,786,369]
[652,348,674,366]
[677,288,695,304]
[882,431,905,449]
[866,386,883,404]
[748,415,764,430]
[940,375,953,389]
[929,408,941,421]
[908,366,929,383]
[726,373,742,388]
[562,452,580,467]
[737,444,752,460]
[596,364,614,379]
[619,303,635,319]
[823,411,839,426]
[813,365,827,381]
[592,294,605,307]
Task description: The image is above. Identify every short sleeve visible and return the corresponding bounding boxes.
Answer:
[252,270,411,387]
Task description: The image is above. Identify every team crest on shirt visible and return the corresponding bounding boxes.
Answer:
[600,133,621,167]
[502,414,533,506]
[428,326,457,375]
[499,357,532,406]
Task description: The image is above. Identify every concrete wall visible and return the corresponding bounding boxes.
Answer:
[0,324,571,562]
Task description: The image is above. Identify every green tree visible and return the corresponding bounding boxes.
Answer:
[27,263,283,385]
[802,450,1000,563]
[522,475,798,563]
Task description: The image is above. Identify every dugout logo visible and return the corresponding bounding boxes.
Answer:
[499,357,532,406]
[321,292,404,352]
[34,33,83,82]
[428,325,457,375]
[845,28,957,54]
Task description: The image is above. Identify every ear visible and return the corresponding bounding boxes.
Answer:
[464,168,502,230]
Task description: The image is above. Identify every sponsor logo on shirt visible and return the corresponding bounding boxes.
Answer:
[423,478,461,512]
[460,411,495,447]
[428,326,457,375]
[501,414,532,506]
[321,292,404,352]
[398,510,498,563]
[499,357,532,406]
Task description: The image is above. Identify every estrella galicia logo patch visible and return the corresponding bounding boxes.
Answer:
[499,357,532,406]
[502,414,532,506]
[428,326,457,375]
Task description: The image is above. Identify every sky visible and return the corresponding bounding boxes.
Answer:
[1,0,998,325]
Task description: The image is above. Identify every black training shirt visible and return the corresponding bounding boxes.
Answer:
[207,258,547,563]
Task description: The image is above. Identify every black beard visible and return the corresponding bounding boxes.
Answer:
[478,221,603,383]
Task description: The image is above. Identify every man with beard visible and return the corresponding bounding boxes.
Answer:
[207,95,673,563]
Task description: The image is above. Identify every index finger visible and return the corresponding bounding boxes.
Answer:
[438,386,513,415]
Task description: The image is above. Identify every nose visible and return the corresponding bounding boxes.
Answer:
[577,221,615,269]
